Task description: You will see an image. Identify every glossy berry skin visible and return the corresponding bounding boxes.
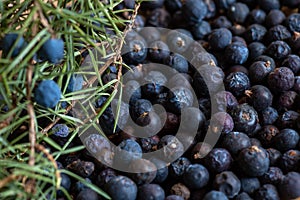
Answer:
[265,41,291,61]
[122,39,147,65]
[2,33,26,58]
[39,38,64,64]
[137,184,165,200]
[279,150,300,173]
[260,167,283,185]
[129,159,157,185]
[183,164,210,189]
[208,28,232,51]
[142,71,167,98]
[105,176,137,200]
[164,53,189,73]
[268,67,295,93]
[259,107,279,125]
[221,131,251,155]
[181,0,208,25]
[166,86,194,114]
[213,171,241,198]
[224,72,250,97]
[130,99,152,121]
[204,148,232,174]
[227,2,249,23]
[245,85,273,111]
[76,189,99,200]
[52,124,69,138]
[203,190,229,200]
[166,29,193,54]
[148,40,170,63]
[240,177,261,195]
[254,184,280,200]
[114,139,142,166]
[224,42,249,65]
[34,80,61,108]
[278,172,300,200]
[238,145,270,177]
[273,128,299,152]
[169,157,191,179]
[230,103,258,135]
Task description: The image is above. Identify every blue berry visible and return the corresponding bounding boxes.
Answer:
[34,80,61,108]
[240,177,261,195]
[114,139,142,166]
[66,74,83,93]
[39,38,64,64]
[52,124,69,137]
[137,184,165,200]
[105,176,137,200]
[213,171,241,198]
[224,42,249,65]
[265,10,286,28]
[2,33,27,58]
[204,148,233,174]
[254,184,280,200]
[203,190,228,200]
[221,131,251,155]
[76,189,99,200]
[183,164,210,189]
[181,0,208,25]
[224,72,250,97]
[208,28,232,51]
[230,103,258,135]
[238,145,270,177]
[273,128,299,152]
[278,172,300,200]
[227,2,250,23]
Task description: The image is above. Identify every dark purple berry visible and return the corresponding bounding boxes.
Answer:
[238,145,270,177]
[183,164,210,189]
[204,148,233,174]
[213,171,241,198]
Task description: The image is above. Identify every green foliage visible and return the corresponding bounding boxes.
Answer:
[0,0,142,199]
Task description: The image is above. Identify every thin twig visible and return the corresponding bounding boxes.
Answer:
[0,174,21,188]
[41,2,141,134]
[34,0,55,36]
[34,143,61,189]
[26,64,36,194]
